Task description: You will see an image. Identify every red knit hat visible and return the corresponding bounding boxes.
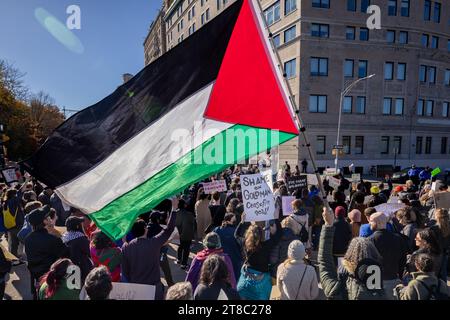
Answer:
[334,206,346,218]
[394,185,404,192]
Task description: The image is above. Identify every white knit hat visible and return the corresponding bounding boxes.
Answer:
[288,240,305,261]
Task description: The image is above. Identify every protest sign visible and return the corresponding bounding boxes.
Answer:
[202,180,227,194]
[307,174,319,186]
[351,174,361,183]
[431,167,441,177]
[431,182,437,192]
[375,203,406,217]
[282,196,296,216]
[80,282,155,300]
[325,168,340,176]
[261,169,274,192]
[1,167,18,184]
[241,174,275,222]
[286,175,307,193]
[435,192,450,209]
[328,176,340,189]
[387,196,399,204]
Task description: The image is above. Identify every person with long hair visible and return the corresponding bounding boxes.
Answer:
[38,258,80,300]
[193,254,240,300]
[318,207,385,300]
[406,228,443,278]
[276,240,318,300]
[430,209,450,281]
[235,214,282,300]
[397,207,419,252]
[90,232,122,282]
[195,188,211,241]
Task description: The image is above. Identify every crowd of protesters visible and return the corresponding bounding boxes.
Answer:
[0,163,449,300]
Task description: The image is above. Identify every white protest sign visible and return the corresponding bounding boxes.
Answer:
[374,203,406,217]
[1,167,17,184]
[241,173,275,222]
[328,177,340,189]
[282,196,296,216]
[387,196,399,204]
[431,182,437,192]
[307,174,319,186]
[325,168,340,176]
[351,174,361,183]
[435,192,450,209]
[202,180,227,194]
[109,282,155,300]
[261,169,274,192]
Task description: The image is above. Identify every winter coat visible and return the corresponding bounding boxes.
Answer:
[175,209,196,242]
[195,200,211,239]
[63,232,93,282]
[332,217,352,256]
[277,261,319,300]
[318,225,386,300]
[213,225,243,280]
[269,228,298,277]
[396,272,449,300]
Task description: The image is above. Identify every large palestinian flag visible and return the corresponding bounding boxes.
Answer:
[23,0,299,240]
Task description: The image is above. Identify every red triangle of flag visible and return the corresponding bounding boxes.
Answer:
[204,0,299,135]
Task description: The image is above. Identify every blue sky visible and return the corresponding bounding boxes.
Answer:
[0,0,161,113]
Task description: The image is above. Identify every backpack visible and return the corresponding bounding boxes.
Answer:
[416,279,449,300]
[299,222,309,243]
[2,204,18,230]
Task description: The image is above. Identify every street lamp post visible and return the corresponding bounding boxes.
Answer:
[335,74,375,173]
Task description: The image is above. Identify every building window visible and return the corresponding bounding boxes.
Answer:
[393,136,402,154]
[383,98,392,115]
[358,60,368,78]
[426,100,434,116]
[216,0,221,10]
[201,0,204,6]
[285,0,297,15]
[443,102,449,117]
[384,62,394,80]
[361,0,370,12]
[417,99,424,116]
[419,65,427,83]
[206,8,210,21]
[201,13,205,25]
[355,136,364,154]
[431,36,439,49]
[425,137,432,154]
[448,39,450,52]
[312,0,330,9]
[346,26,356,40]
[284,26,296,43]
[342,136,351,154]
[309,95,327,113]
[344,59,354,77]
[347,0,356,11]
[316,136,326,154]
[399,31,408,44]
[422,34,429,47]
[265,1,281,26]
[424,0,431,21]
[441,137,448,154]
[311,23,329,38]
[388,0,397,16]
[356,96,366,114]
[381,136,390,154]
[400,0,410,17]
[343,96,352,113]
[429,66,436,84]
[188,10,191,20]
[416,136,423,154]
[386,30,395,43]
[284,59,297,78]
[359,28,369,41]
[395,98,404,115]
[273,34,281,47]
[192,6,195,17]
[397,63,406,80]
[445,70,450,86]
[433,2,441,23]
[310,57,328,76]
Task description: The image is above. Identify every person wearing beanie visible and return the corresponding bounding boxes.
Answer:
[185,232,236,292]
[348,209,362,238]
[276,240,319,300]
[332,206,352,265]
[367,186,386,207]
[369,212,408,300]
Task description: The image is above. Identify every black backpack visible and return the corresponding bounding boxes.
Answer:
[416,279,449,300]
[298,222,309,243]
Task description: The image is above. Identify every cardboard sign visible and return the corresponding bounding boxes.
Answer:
[286,175,307,193]
[328,177,340,189]
[282,196,296,216]
[80,282,155,300]
[351,174,361,183]
[202,180,227,194]
[375,203,406,217]
[307,174,319,186]
[241,174,275,222]
[1,167,17,184]
[435,192,450,209]
[261,169,274,192]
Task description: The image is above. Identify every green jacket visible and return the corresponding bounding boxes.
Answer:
[396,272,449,300]
[318,225,385,300]
[38,280,80,300]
